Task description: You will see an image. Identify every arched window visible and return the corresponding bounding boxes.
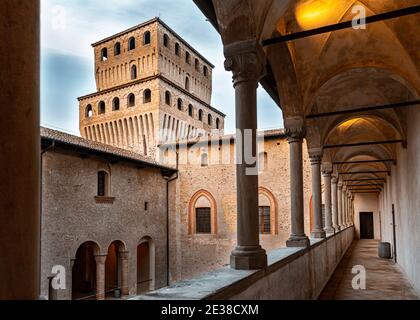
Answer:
[203,66,208,77]
[112,97,120,111]
[188,190,217,235]
[177,98,183,111]
[114,42,121,56]
[143,31,151,45]
[128,37,136,50]
[198,109,203,121]
[201,153,208,167]
[144,89,152,103]
[128,93,135,107]
[185,51,190,64]
[97,171,109,197]
[175,43,180,56]
[101,48,108,61]
[98,101,106,115]
[258,187,278,235]
[188,104,193,117]
[185,77,190,91]
[216,118,220,130]
[85,104,93,118]
[208,114,213,126]
[258,206,271,234]
[195,59,199,71]
[163,34,169,48]
[165,91,171,105]
[131,65,137,80]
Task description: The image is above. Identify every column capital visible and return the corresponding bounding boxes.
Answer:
[331,176,339,184]
[308,147,323,164]
[224,40,265,87]
[338,181,343,189]
[284,116,306,142]
[94,254,107,264]
[118,251,129,260]
[322,163,333,175]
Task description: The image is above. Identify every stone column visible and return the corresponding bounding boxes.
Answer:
[322,164,334,234]
[0,0,40,300]
[95,254,107,300]
[309,148,326,239]
[342,186,348,228]
[285,117,310,247]
[337,182,343,230]
[331,176,339,232]
[224,40,267,269]
[119,251,129,296]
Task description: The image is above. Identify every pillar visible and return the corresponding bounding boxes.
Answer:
[337,182,343,230]
[285,117,310,247]
[331,176,339,232]
[119,251,129,296]
[309,148,326,239]
[322,164,334,234]
[95,254,107,300]
[342,186,348,228]
[0,0,40,300]
[224,40,267,269]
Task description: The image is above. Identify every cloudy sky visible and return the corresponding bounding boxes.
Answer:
[41,0,283,135]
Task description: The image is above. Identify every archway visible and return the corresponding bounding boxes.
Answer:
[72,241,99,300]
[137,237,155,294]
[105,240,126,298]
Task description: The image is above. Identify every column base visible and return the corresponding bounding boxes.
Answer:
[230,246,267,270]
[324,227,335,234]
[286,235,310,248]
[333,226,340,232]
[311,229,326,239]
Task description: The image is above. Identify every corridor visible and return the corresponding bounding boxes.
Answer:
[320,240,419,300]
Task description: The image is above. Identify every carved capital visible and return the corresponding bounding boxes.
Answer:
[308,147,323,165]
[284,117,306,143]
[331,177,338,184]
[338,181,343,189]
[322,163,333,176]
[118,251,129,260]
[94,254,107,265]
[224,40,265,87]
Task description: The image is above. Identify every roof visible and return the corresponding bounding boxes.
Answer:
[91,17,215,68]
[41,127,176,172]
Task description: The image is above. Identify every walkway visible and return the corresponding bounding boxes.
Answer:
[320,240,419,300]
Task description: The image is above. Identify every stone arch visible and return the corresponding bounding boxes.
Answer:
[188,190,218,235]
[258,186,278,235]
[105,240,127,297]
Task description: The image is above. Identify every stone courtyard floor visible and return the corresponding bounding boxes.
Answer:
[319,240,419,300]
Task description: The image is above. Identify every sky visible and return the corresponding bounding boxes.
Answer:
[41,0,284,135]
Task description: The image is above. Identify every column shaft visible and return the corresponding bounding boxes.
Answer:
[95,255,107,300]
[331,178,339,232]
[310,150,326,239]
[337,184,343,230]
[119,251,129,296]
[322,168,334,234]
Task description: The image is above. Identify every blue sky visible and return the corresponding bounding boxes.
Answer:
[41,0,283,135]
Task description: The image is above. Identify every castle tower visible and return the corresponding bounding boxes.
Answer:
[78,18,225,159]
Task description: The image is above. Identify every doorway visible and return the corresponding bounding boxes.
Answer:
[360,212,374,239]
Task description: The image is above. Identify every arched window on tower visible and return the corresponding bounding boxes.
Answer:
[144,89,152,103]
[128,93,135,107]
[97,170,110,197]
[98,101,106,115]
[114,43,121,56]
[216,118,220,130]
[185,51,190,64]
[203,66,208,77]
[165,91,171,105]
[208,114,213,127]
[177,98,183,111]
[128,37,136,50]
[199,109,203,121]
[185,77,190,91]
[175,43,180,56]
[195,59,199,71]
[163,34,169,48]
[188,104,193,117]
[85,104,93,118]
[131,65,137,80]
[143,31,151,45]
[112,97,120,111]
[101,48,108,61]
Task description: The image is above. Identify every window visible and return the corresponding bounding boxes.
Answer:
[98,101,106,115]
[203,66,208,77]
[208,114,213,126]
[195,59,199,71]
[175,43,180,56]
[128,94,135,107]
[114,42,121,56]
[131,65,137,80]
[201,153,208,167]
[85,105,93,118]
[216,118,220,130]
[185,77,190,91]
[112,97,120,111]
[163,34,169,48]
[185,51,190,64]
[165,91,171,105]
[188,104,193,117]
[100,48,108,61]
[143,31,151,45]
[144,89,152,103]
[196,208,211,234]
[198,109,203,121]
[259,206,271,234]
[97,171,109,197]
[128,37,136,50]
[177,98,183,111]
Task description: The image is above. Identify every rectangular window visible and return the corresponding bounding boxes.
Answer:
[259,206,271,234]
[196,208,211,234]
[97,171,107,197]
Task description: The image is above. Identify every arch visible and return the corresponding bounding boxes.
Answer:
[188,104,193,117]
[127,93,135,107]
[112,97,120,111]
[163,34,169,48]
[185,51,191,64]
[85,104,93,118]
[194,58,199,71]
[114,42,121,56]
[98,101,106,115]
[208,114,213,126]
[258,186,278,235]
[105,240,126,297]
[144,89,152,104]
[185,76,190,91]
[165,91,171,105]
[131,65,137,80]
[188,190,217,235]
[101,48,108,61]
[198,109,203,121]
[177,98,183,111]
[137,237,155,294]
[175,43,180,56]
[128,37,136,50]
[72,241,100,300]
[143,31,151,45]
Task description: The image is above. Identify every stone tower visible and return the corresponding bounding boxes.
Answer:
[78,18,225,159]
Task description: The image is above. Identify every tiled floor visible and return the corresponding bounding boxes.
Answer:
[319,240,419,300]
